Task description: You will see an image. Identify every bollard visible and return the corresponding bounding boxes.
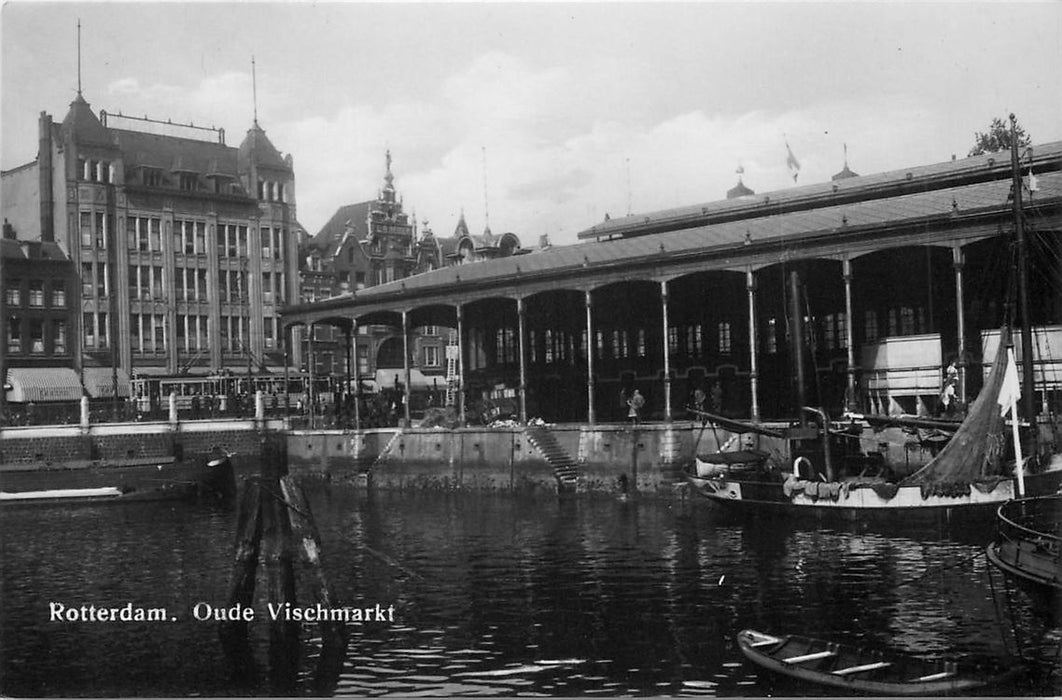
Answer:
[80,396,90,432]
[169,392,178,427]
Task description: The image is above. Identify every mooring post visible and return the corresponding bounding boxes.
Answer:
[219,479,264,687]
[280,476,349,692]
[262,484,299,694]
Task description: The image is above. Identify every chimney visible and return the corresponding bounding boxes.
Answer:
[38,111,55,242]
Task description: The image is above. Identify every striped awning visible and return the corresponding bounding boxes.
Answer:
[4,368,83,402]
[82,367,131,398]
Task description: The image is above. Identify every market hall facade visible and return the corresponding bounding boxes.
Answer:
[283,143,1062,427]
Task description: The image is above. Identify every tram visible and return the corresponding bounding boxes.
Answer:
[130,372,313,414]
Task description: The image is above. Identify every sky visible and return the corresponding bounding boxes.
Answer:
[3,2,1061,247]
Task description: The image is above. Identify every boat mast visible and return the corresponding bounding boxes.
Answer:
[1009,114,1037,421]
[789,271,808,425]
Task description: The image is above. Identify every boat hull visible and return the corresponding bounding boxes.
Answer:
[736,629,1011,696]
[0,456,236,506]
[686,468,1062,525]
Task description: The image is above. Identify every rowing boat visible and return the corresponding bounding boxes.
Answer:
[736,629,1014,695]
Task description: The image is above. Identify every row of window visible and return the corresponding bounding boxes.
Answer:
[6,318,67,355]
[5,280,66,308]
[80,213,286,261]
[257,179,286,203]
[78,158,113,184]
[125,313,281,354]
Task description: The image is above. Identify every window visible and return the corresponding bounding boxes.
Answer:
[28,280,44,307]
[262,272,273,304]
[595,330,605,360]
[179,172,198,191]
[718,321,732,354]
[144,168,162,187]
[195,222,206,254]
[900,306,915,335]
[149,218,161,251]
[83,312,95,347]
[130,313,142,353]
[80,212,93,247]
[96,263,108,298]
[686,324,702,356]
[837,312,848,349]
[668,326,678,355]
[82,263,94,296]
[864,310,878,343]
[888,309,898,336]
[7,317,20,353]
[53,321,66,354]
[98,312,108,348]
[5,280,20,306]
[30,320,44,354]
[51,280,66,307]
[176,314,187,351]
[765,317,777,354]
[824,314,836,350]
[237,226,248,258]
[424,345,440,367]
[95,213,107,248]
[637,328,647,358]
[264,317,276,349]
[423,325,437,337]
[153,314,166,353]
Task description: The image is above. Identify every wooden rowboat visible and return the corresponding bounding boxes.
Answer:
[736,629,1015,696]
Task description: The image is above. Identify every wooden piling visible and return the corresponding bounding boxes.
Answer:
[261,484,299,694]
[219,479,263,688]
[280,476,349,692]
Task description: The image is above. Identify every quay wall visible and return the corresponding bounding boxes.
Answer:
[286,422,780,494]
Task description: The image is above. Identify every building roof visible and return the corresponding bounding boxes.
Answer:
[577,140,1062,240]
[311,202,374,251]
[238,123,290,172]
[1,238,69,262]
[113,128,239,177]
[303,165,1060,307]
[60,94,114,148]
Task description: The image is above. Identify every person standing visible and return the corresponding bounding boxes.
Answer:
[628,389,645,425]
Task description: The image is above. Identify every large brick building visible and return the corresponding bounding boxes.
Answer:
[1,90,301,411]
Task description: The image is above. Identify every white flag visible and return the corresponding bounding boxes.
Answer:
[785,141,801,182]
[998,348,1021,417]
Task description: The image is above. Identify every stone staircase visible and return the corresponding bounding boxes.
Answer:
[524,425,579,490]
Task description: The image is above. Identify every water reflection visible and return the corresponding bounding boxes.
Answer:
[1,485,1058,697]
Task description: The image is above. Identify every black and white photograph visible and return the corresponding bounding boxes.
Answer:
[1,1,1061,697]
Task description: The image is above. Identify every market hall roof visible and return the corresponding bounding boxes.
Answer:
[576,141,1062,241]
[283,141,1062,324]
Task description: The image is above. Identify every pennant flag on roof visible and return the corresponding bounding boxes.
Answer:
[785,140,801,182]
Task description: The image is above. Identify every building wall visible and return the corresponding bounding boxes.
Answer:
[1,164,41,240]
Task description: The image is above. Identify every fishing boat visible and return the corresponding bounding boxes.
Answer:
[685,340,1062,522]
[986,494,1062,617]
[736,629,1015,696]
[0,453,236,506]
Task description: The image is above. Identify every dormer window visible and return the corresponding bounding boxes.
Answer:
[143,168,162,187]
[178,172,198,191]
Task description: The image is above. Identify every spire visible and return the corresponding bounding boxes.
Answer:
[831,142,859,181]
[727,163,755,199]
[251,55,259,126]
[76,19,82,96]
[384,149,395,190]
[482,146,490,232]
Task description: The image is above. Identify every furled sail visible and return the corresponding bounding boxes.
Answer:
[900,342,1009,486]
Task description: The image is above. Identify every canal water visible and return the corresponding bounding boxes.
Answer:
[2,483,1059,697]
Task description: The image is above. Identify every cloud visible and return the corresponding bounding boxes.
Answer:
[94,50,1056,249]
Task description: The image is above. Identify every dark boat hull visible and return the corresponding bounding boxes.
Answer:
[736,629,1013,696]
[0,456,235,506]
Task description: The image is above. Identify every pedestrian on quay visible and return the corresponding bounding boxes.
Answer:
[627,389,644,425]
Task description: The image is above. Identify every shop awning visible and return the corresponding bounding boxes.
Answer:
[82,367,131,398]
[4,368,83,402]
